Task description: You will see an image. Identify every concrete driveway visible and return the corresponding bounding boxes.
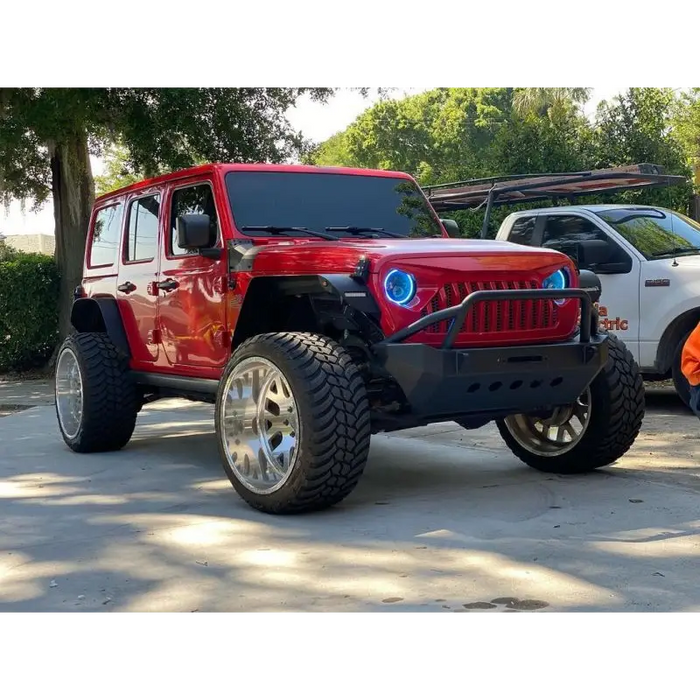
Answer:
[1,383,699,612]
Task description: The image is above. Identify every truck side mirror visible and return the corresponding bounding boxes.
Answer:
[576,239,632,274]
[441,218,460,236]
[576,239,612,267]
[177,214,215,249]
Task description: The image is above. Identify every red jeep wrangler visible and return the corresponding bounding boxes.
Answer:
[54,164,644,514]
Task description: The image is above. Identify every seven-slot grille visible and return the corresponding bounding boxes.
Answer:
[420,280,559,334]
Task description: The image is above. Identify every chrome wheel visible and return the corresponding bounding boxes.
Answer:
[55,347,84,440]
[219,356,299,495]
[503,388,591,457]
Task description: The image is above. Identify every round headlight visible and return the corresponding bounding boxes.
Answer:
[542,267,569,304]
[384,268,416,306]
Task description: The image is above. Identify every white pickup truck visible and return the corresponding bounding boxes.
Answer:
[495,204,700,405]
[424,164,697,407]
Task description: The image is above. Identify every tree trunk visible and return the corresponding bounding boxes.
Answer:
[50,130,95,345]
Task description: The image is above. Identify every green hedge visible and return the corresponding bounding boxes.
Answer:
[0,245,60,373]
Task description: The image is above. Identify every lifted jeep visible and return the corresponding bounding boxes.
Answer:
[54,163,645,514]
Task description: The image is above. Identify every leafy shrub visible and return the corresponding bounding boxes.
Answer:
[0,245,60,373]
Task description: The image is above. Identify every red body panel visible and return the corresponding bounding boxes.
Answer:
[81,163,580,380]
[156,175,230,372]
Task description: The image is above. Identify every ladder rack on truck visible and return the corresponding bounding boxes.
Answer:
[423,163,688,238]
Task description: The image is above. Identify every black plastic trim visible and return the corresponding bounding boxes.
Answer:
[319,274,381,316]
[227,239,261,272]
[374,335,608,421]
[269,274,381,316]
[130,372,219,396]
[71,297,131,357]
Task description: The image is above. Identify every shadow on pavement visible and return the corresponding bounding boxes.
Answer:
[1,398,700,613]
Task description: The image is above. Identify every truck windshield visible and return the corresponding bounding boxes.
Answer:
[224,171,443,239]
[597,208,700,260]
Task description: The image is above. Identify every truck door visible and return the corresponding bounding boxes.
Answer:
[539,214,641,357]
[116,189,163,367]
[157,180,230,371]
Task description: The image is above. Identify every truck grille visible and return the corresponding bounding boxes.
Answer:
[420,280,559,334]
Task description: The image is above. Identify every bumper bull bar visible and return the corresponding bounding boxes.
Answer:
[373,288,607,420]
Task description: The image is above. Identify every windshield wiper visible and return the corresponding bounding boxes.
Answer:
[650,245,700,259]
[325,226,406,238]
[240,225,339,241]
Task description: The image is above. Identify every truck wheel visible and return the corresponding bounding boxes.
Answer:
[55,332,138,453]
[496,334,644,473]
[215,332,371,514]
[672,330,692,409]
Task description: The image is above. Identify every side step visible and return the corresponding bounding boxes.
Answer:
[130,372,219,401]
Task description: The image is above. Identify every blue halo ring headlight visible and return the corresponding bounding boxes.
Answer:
[542,267,570,305]
[384,268,416,306]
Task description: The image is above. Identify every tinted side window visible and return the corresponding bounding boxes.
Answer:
[542,215,607,246]
[89,202,124,268]
[508,216,537,245]
[170,184,219,256]
[126,195,160,262]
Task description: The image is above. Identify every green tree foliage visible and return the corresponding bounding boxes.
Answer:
[306,88,594,236]
[337,88,513,183]
[307,87,695,238]
[0,88,335,339]
[0,246,60,373]
[93,142,143,197]
[512,88,592,118]
[591,88,693,210]
[303,131,357,167]
[671,88,700,182]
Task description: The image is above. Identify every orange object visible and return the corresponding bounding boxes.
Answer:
[681,323,700,386]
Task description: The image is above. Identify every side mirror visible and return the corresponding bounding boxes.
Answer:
[577,269,602,303]
[576,239,612,267]
[177,214,215,250]
[441,218,460,236]
[577,240,633,274]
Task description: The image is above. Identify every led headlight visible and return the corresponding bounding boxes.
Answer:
[384,268,416,306]
[542,267,570,304]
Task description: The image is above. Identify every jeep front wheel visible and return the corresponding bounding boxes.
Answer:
[496,333,644,473]
[55,332,139,453]
[215,332,371,514]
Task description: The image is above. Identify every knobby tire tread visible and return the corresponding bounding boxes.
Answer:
[56,332,138,453]
[216,332,371,514]
[497,333,644,473]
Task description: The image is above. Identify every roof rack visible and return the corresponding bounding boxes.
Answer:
[423,163,688,238]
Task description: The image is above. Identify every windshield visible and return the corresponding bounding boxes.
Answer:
[224,171,443,239]
[596,207,700,260]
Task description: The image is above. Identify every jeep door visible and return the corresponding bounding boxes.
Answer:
[116,188,163,366]
[157,180,229,370]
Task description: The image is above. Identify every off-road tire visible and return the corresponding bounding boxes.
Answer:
[55,332,138,453]
[672,330,692,409]
[215,332,372,514]
[497,333,645,473]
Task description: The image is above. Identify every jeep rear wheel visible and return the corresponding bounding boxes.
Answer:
[215,332,371,514]
[55,332,138,453]
[497,333,644,473]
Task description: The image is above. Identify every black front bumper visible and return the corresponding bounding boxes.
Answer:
[373,287,607,421]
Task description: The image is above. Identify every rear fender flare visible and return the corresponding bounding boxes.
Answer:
[70,297,131,357]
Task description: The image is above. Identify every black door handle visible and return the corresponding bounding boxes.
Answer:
[157,279,179,292]
[118,281,136,293]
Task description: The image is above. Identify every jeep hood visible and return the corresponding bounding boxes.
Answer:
[242,238,573,276]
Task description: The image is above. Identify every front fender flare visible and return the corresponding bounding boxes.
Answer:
[317,274,382,316]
